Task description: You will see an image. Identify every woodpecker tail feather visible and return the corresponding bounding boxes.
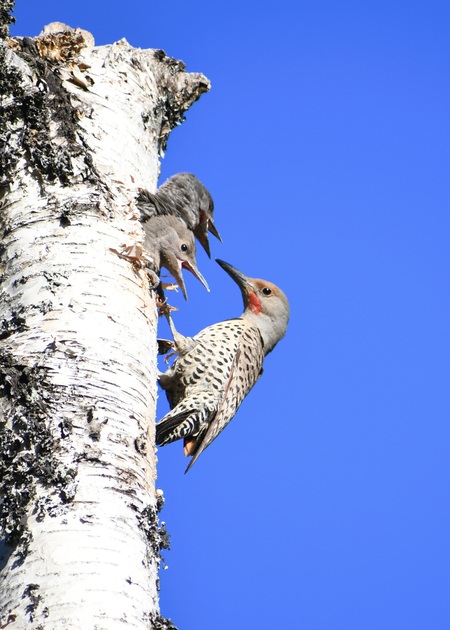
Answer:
[155,393,218,448]
[155,409,194,446]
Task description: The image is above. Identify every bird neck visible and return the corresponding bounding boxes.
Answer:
[143,231,161,269]
[241,309,287,355]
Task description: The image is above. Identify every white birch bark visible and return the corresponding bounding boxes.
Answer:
[0,21,209,629]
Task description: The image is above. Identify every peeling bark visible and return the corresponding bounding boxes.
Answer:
[0,19,209,629]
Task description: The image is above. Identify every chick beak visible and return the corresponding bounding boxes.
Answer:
[208,218,222,242]
[181,260,210,294]
[194,227,212,258]
[171,265,189,301]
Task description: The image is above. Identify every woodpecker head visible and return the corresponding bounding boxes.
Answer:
[216,259,289,353]
[145,215,209,300]
[159,173,222,258]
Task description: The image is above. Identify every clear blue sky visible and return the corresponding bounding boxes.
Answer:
[15,2,450,629]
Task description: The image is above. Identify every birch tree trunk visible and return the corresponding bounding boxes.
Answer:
[0,17,209,629]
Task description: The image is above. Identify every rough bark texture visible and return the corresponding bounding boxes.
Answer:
[0,15,209,629]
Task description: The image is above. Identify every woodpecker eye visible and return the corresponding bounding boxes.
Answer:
[262,287,272,296]
[180,243,188,252]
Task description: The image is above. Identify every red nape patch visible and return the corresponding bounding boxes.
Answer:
[248,291,262,314]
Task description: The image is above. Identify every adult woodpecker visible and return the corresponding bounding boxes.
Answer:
[156,259,289,471]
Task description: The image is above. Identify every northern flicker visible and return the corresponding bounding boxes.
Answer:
[156,259,290,472]
[143,215,209,300]
[137,172,221,257]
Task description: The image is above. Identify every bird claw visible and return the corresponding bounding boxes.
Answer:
[155,289,179,318]
[164,349,178,364]
[146,268,160,289]
[157,338,175,355]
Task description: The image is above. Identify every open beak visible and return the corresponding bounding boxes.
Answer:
[195,213,221,258]
[172,257,209,301]
[208,218,222,242]
[181,260,210,295]
[171,265,189,301]
[194,228,212,258]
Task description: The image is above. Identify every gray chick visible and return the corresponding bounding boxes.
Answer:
[144,215,209,300]
[137,172,221,258]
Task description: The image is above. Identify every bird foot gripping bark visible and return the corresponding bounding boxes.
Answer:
[155,285,179,315]
[157,338,175,356]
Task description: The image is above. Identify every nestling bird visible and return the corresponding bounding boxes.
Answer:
[137,172,221,257]
[156,259,290,472]
[143,215,209,300]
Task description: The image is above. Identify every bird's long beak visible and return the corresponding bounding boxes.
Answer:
[171,265,189,301]
[181,260,210,294]
[216,259,253,296]
[208,218,222,242]
[194,229,212,258]
[195,214,221,258]
[172,257,209,301]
